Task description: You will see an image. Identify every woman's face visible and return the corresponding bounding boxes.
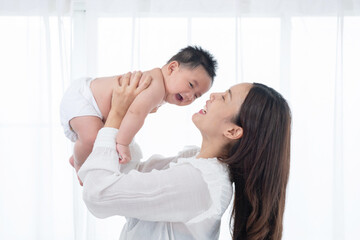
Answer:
[192,83,252,139]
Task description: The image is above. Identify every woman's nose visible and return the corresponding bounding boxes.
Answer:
[210,93,218,101]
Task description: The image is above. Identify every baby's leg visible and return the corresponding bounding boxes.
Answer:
[70,116,104,172]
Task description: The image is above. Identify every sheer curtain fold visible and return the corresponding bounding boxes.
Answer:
[0,0,72,239]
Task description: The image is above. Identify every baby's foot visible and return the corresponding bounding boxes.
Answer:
[69,155,83,186]
[69,155,75,168]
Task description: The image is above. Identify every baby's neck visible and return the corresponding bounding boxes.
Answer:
[160,66,169,94]
[160,66,171,103]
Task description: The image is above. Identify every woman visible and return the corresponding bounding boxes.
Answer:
[78,72,291,240]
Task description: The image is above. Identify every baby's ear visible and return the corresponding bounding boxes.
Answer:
[167,61,179,74]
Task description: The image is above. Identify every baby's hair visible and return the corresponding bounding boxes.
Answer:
[167,46,218,84]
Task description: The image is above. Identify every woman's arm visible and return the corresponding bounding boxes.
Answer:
[78,133,212,222]
[115,71,165,163]
[116,69,164,145]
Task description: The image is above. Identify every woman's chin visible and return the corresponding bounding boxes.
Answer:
[191,113,198,124]
[192,112,202,128]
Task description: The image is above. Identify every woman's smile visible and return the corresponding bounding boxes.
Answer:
[198,101,208,114]
[198,109,206,114]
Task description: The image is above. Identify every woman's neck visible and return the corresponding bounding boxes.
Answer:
[196,137,227,159]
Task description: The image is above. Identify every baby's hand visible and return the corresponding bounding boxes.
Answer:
[116,143,131,164]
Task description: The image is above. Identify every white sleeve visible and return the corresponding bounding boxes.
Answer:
[137,146,200,172]
[78,128,212,223]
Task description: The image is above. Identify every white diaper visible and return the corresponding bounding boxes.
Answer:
[60,77,103,142]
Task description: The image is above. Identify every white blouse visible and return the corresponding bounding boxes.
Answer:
[78,128,233,240]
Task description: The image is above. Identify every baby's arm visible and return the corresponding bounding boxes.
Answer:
[116,71,165,163]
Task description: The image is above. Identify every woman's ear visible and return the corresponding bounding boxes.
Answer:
[167,61,179,75]
[224,124,243,140]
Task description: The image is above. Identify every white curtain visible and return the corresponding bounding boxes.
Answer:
[0,0,73,239]
[0,0,359,240]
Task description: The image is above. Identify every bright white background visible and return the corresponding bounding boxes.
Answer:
[0,0,360,239]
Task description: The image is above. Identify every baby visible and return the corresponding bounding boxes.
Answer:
[60,46,217,182]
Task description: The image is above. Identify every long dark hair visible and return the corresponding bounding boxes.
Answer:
[220,83,291,240]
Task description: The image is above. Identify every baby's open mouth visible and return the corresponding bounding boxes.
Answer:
[176,93,183,102]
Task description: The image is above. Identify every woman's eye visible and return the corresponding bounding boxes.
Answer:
[222,95,225,101]
[189,82,194,88]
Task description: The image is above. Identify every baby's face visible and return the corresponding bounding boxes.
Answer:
[165,65,212,106]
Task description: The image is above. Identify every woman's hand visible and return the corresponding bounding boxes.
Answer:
[105,71,151,128]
